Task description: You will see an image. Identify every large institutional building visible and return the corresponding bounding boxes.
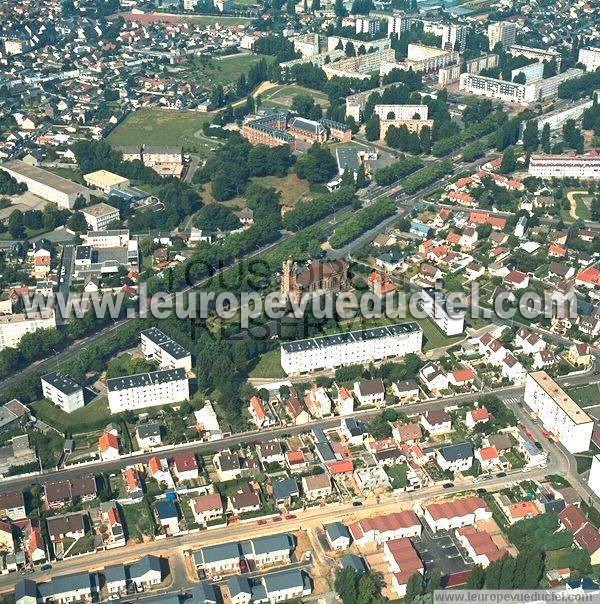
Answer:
[242,110,351,150]
[280,323,423,375]
[0,160,90,209]
[107,368,190,413]
[280,259,349,304]
[523,371,593,454]
[528,150,600,179]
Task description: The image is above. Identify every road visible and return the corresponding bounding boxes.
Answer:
[0,365,595,495]
[55,243,74,326]
[0,410,574,596]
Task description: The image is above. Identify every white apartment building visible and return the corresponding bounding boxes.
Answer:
[0,160,90,209]
[588,455,600,497]
[41,372,84,413]
[373,104,429,120]
[81,203,120,231]
[578,47,600,72]
[0,309,56,351]
[81,230,130,248]
[356,17,381,35]
[405,44,456,73]
[419,288,465,336]
[508,44,562,71]
[459,73,534,105]
[523,371,593,454]
[487,21,516,50]
[511,61,544,83]
[442,24,466,52]
[280,323,423,375]
[107,368,190,413]
[140,327,192,371]
[528,151,600,179]
[386,13,411,36]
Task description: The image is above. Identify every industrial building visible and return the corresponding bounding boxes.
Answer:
[83,170,130,194]
[0,160,90,209]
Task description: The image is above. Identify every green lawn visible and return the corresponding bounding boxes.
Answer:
[195,54,276,87]
[107,108,214,150]
[249,348,285,378]
[260,84,330,109]
[567,384,600,408]
[45,166,85,184]
[31,397,111,433]
[122,500,157,543]
[386,464,408,489]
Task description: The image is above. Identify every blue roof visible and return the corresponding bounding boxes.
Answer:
[410,221,430,233]
[104,564,127,583]
[440,442,473,462]
[129,555,162,580]
[272,478,299,501]
[38,572,97,599]
[155,499,178,520]
[315,442,336,462]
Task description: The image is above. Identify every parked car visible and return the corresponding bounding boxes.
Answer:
[352,501,363,507]
[212,576,222,583]
[40,564,52,572]
[273,516,282,522]
[257,519,267,526]
[285,514,297,520]
[442,482,454,489]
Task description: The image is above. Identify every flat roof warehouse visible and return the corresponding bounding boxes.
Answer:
[1,160,89,195]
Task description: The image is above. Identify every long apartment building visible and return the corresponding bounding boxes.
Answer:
[528,150,600,179]
[41,372,84,414]
[280,323,423,375]
[508,44,562,71]
[0,309,56,351]
[107,368,189,413]
[523,371,593,454]
[140,327,192,371]
[323,47,396,79]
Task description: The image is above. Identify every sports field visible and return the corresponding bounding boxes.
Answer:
[259,84,330,109]
[107,108,214,150]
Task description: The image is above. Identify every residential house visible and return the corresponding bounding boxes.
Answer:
[272,478,299,508]
[192,493,223,525]
[325,522,351,550]
[155,500,180,535]
[98,431,120,461]
[455,526,507,567]
[228,486,261,515]
[436,442,473,473]
[302,474,332,500]
[420,409,452,435]
[129,555,164,590]
[135,423,162,449]
[348,510,421,545]
[354,379,385,406]
[286,396,311,425]
[423,496,492,533]
[257,441,285,466]
[465,407,491,429]
[419,364,449,394]
[172,453,199,481]
[214,451,243,482]
[391,380,419,402]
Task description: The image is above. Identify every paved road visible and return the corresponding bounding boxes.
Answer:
[0,368,595,495]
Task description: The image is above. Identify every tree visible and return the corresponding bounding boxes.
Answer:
[66,211,88,233]
[355,163,367,188]
[334,567,359,604]
[366,413,392,439]
[500,146,517,173]
[405,572,423,602]
[522,121,539,152]
[295,144,337,184]
[364,114,380,141]
[345,41,356,57]
[466,565,485,589]
[541,123,551,153]
[513,71,527,84]
[7,210,24,239]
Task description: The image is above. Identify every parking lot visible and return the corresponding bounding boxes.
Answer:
[412,525,470,577]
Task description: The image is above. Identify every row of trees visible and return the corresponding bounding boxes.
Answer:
[401,158,453,194]
[374,155,424,186]
[283,186,357,231]
[329,196,396,248]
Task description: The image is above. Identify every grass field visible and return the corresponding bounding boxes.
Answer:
[31,397,111,433]
[249,348,285,378]
[567,384,600,408]
[122,501,156,543]
[260,84,330,109]
[107,108,214,150]
[194,53,276,88]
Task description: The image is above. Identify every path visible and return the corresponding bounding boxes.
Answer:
[567,189,589,220]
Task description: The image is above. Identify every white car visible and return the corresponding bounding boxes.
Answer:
[212,576,222,582]
[304,551,312,561]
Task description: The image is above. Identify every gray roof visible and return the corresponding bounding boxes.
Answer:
[201,542,241,564]
[155,500,178,520]
[14,578,37,600]
[37,572,97,599]
[191,582,218,604]
[252,533,293,555]
[129,555,163,580]
[227,575,252,597]
[141,327,190,360]
[272,478,299,502]
[136,422,162,439]
[281,323,421,354]
[104,563,127,584]
[315,442,336,462]
[107,367,186,392]
[41,372,82,396]
[340,554,367,575]
[326,521,351,542]
[440,442,473,462]
[263,568,305,594]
